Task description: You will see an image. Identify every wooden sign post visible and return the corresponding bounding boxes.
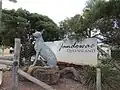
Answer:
[96,68,101,90]
[12,38,21,90]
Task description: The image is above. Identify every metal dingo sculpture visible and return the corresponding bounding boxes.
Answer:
[31,30,57,67]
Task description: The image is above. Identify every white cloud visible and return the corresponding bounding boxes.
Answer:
[2,0,87,24]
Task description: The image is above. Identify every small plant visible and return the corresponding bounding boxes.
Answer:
[82,61,120,90]
[101,65,120,90]
[82,66,96,90]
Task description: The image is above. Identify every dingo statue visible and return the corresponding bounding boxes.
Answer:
[31,30,57,67]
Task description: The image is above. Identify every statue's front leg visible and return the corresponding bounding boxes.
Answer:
[30,51,39,67]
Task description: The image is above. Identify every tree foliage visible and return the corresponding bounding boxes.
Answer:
[60,0,120,46]
[9,0,17,3]
[84,0,120,45]
[0,8,61,46]
[59,14,87,40]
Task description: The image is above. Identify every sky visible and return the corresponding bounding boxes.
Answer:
[2,0,87,24]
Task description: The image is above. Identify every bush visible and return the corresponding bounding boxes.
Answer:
[82,61,120,90]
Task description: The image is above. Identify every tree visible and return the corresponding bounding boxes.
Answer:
[59,14,87,40]
[9,0,17,3]
[60,0,120,45]
[1,8,61,46]
[0,0,17,32]
[83,0,120,46]
[59,0,107,40]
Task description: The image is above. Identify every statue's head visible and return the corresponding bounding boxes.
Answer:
[33,30,44,39]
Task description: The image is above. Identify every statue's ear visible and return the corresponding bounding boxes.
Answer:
[41,29,45,34]
[35,29,37,32]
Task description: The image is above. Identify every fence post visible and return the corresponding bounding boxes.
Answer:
[96,68,101,90]
[12,38,21,90]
